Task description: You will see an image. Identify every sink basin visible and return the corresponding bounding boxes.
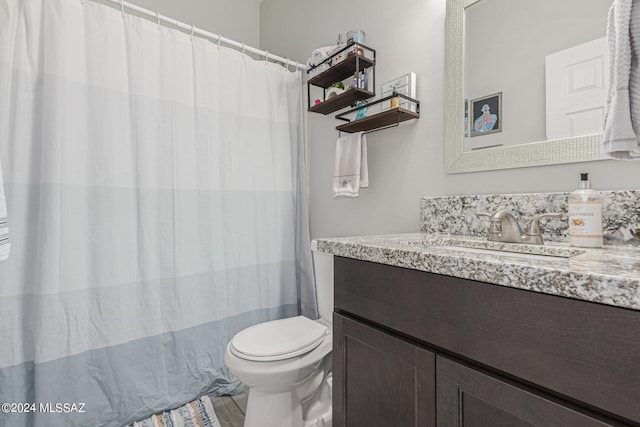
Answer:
[398,236,585,259]
[428,245,572,261]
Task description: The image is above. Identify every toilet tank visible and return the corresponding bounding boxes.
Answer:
[310,240,334,323]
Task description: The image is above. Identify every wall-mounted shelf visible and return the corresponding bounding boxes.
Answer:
[335,93,420,134]
[307,52,375,88]
[308,88,375,115]
[307,43,376,115]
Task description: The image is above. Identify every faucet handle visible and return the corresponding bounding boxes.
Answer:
[476,209,521,242]
[476,212,498,234]
[524,213,562,236]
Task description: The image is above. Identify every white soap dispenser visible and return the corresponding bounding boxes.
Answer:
[568,173,603,248]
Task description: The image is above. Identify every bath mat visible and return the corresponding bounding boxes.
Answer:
[129,395,221,427]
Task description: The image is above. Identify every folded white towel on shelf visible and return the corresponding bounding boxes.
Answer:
[0,158,10,261]
[603,0,640,159]
[308,45,338,68]
[333,132,368,198]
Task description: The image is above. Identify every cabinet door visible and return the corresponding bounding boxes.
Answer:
[333,313,436,427]
[436,356,619,427]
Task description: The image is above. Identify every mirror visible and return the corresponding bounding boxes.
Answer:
[445,0,610,173]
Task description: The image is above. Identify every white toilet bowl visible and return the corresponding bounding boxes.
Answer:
[224,241,334,427]
[224,316,333,427]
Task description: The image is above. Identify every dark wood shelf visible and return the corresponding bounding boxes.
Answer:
[307,43,376,114]
[307,88,375,115]
[336,106,420,133]
[307,53,375,89]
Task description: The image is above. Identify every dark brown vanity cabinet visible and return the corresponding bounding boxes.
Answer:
[437,356,617,426]
[333,313,436,426]
[333,256,640,427]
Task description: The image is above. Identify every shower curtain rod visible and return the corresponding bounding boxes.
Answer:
[99,0,307,71]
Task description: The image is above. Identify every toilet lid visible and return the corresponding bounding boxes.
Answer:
[230,316,328,362]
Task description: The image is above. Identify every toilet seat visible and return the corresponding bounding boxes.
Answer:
[230,316,328,362]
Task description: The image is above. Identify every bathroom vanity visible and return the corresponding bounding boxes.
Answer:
[317,234,640,426]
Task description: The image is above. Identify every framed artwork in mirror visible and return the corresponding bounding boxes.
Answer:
[470,92,501,137]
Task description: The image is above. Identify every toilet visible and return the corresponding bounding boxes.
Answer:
[224,240,334,427]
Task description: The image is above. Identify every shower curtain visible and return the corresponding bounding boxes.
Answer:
[0,0,315,426]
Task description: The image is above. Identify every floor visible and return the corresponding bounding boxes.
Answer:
[212,392,247,427]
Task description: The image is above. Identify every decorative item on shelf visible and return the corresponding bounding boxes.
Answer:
[327,81,345,99]
[308,63,330,78]
[332,51,347,66]
[315,99,322,105]
[327,88,345,99]
[346,29,365,44]
[354,101,367,121]
[381,73,417,112]
[352,70,367,90]
[390,91,400,109]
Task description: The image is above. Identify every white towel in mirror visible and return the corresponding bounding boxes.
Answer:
[603,0,640,159]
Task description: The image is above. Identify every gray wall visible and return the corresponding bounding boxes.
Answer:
[260,0,639,239]
[94,0,260,47]
[261,0,443,239]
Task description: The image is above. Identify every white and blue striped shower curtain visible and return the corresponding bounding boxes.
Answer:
[0,0,315,425]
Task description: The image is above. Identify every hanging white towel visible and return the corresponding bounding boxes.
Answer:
[333,132,368,198]
[603,0,640,159]
[0,158,10,261]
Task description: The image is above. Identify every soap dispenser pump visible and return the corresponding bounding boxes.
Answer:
[568,173,603,248]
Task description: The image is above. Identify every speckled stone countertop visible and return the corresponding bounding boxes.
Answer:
[315,233,640,312]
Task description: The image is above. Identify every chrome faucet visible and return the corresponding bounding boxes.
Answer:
[475,210,562,245]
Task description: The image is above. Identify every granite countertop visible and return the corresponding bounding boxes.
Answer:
[315,233,640,312]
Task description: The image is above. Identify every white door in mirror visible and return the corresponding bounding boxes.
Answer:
[545,37,609,140]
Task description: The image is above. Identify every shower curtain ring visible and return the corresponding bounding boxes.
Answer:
[156,11,161,30]
[285,57,291,71]
[217,34,222,50]
[190,24,195,41]
[265,51,269,64]
[120,0,125,18]
[242,42,246,56]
